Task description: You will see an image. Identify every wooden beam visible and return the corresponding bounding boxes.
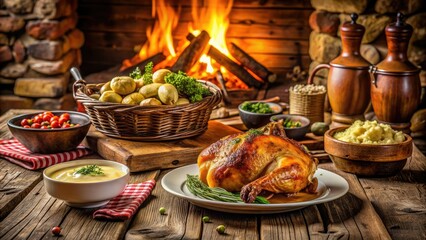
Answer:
[170,30,210,73]
[228,42,277,83]
[186,33,263,89]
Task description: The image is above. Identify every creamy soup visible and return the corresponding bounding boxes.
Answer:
[50,165,126,183]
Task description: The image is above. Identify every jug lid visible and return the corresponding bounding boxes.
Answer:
[375,13,419,73]
[330,13,370,69]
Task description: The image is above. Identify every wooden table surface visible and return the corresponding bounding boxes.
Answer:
[0,109,425,240]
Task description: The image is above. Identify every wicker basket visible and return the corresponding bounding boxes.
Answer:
[73,79,223,141]
[289,89,326,124]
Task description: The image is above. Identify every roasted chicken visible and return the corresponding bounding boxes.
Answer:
[197,121,318,203]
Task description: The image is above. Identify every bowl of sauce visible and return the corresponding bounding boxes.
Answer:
[43,159,130,208]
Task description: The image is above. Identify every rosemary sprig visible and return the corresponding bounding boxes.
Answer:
[185,175,269,204]
[74,165,104,176]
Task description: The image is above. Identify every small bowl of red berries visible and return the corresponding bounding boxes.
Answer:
[7,111,91,153]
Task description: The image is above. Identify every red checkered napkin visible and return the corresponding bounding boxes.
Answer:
[93,180,156,221]
[0,139,91,170]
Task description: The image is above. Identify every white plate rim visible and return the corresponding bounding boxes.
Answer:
[161,164,349,214]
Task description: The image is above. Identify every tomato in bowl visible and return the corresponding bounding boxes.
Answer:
[7,111,91,154]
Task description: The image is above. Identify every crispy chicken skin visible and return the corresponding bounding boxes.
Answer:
[197,121,318,203]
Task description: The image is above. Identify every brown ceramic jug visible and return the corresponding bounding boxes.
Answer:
[308,13,371,127]
[370,13,421,126]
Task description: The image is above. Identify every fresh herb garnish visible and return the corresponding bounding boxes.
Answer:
[129,62,154,85]
[185,174,269,204]
[74,165,104,176]
[165,71,211,102]
[231,138,241,144]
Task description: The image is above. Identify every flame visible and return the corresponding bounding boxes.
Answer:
[121,0,247,89]
[121,0,179,71]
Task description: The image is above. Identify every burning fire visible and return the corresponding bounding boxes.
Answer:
[121,0,248,89]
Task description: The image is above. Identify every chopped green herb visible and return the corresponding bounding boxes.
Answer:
[185,175,269,204]
[74,165,104,176]
[165,71,211,103]
[240,101,273,114]
[247,129,262,136]
[231,138,241,144]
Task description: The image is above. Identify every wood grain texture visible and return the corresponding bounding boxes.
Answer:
[84,121,241,172]
[359,147,426,240]
[0,161,42,220]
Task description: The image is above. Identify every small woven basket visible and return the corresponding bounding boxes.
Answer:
[289,87,326,124]
[73,79,223,141]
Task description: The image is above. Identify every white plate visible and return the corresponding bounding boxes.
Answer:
[161,164,349,214]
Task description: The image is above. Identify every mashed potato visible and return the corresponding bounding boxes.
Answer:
[334,120,405,144]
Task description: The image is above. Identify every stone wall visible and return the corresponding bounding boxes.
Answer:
[308,0,426,86]
[0,0,84,114]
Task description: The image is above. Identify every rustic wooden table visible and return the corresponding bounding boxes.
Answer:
[0,109,425,240]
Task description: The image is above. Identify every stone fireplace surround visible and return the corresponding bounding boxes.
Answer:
[0,0,84,114]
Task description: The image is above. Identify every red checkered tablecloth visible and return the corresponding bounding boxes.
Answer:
[93,180,156,221]
[0,139,91,170]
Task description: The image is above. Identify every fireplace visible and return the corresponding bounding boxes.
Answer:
[76,0,313,106]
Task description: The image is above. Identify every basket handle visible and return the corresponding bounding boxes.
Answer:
[307,64,330,85]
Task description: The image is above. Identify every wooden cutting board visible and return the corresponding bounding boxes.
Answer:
[83,121,240,172]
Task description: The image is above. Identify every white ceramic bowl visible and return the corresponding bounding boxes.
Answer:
[43,159,130,208]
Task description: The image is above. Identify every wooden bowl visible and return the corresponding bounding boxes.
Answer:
[324,127,413,177]
[7,111,91,154]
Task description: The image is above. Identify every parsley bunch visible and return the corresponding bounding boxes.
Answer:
[129,62,154,85]
[165,71,211,102]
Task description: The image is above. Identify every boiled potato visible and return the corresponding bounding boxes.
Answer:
[139,83,162,98]
[134,78,144,89]
[110,76,136,95]
[89,93,100,100]
[158,84,178,105]
[140,98,162,106]
[100,81,112,94]
[122,92,145,105]
[176,97,190,105]
[99,91,122,103]
[152,69,171,83]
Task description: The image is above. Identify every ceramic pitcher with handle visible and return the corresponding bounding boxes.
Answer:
[308,14,371,126]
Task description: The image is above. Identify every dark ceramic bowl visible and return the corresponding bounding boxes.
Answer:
[270,114,310,140]
[7,111,91,154]
[238,102,283,129]
[324,127,413,177]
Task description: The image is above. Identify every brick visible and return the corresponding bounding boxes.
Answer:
[27,29,84,61]
[26,14,77,40]
[0,16,25,32]
[0,95,34,115]
[65,28,84,49]
[4,0,34,14]
[0,62,28,78]
[309,11,340,36]
[0,45,13,63]
[28,50,77,75]
[34,0,77,20]
[12,39,26,63]
[14,76,69,97]
[28,40,63,60]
